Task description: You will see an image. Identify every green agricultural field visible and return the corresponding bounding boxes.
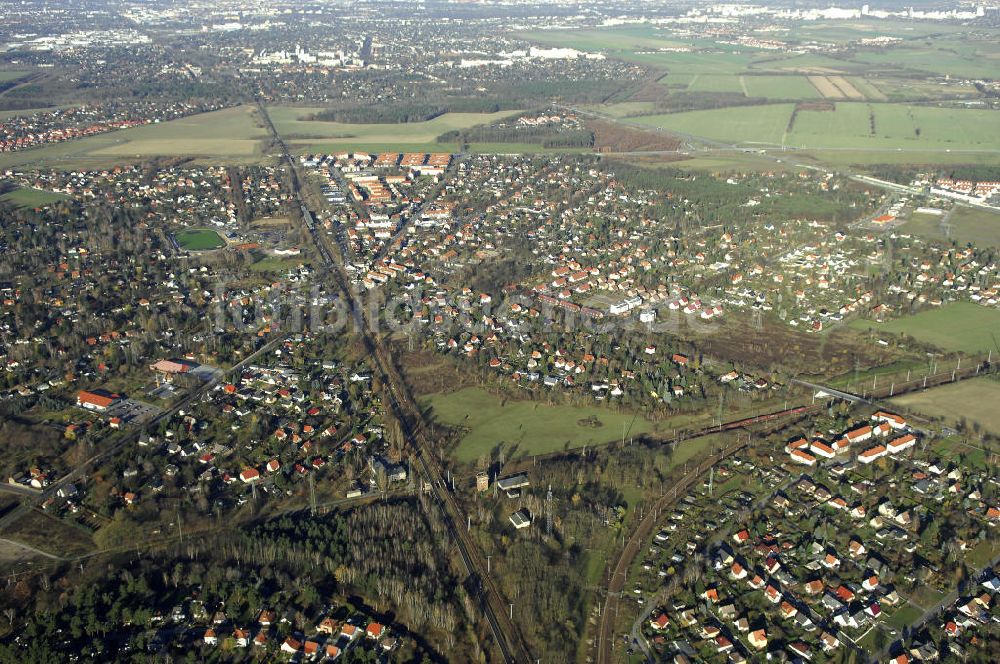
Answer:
[850,301,1000,354]
[742,75,822,99]
[748,53,855,74]
[635,102,1000,152]
[801,148,1000,167]
[298,142,461,155]
[872,78,979,101]
[631,103,794,146]
[846,78,888,101]
[791,20,969,43]
[621,50,753,74]
[891,380,1000,437]
[466,142,592,155]
[657,73,697,88]
[587,101,659,118]
[853,46,997,79]
[0,187,69,208]
[268,106,520,146]
[425,387,659,462]
[174,228,225,251]
[0,71,29,82]
[0,105,268,169]
[515,26,689,52]
[686,74,745,94]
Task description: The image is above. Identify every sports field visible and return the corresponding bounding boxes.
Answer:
[424,387,659,462]
[0,105,268,169]
[850,301,1000,355]
[0,187,69,208]
[891,379,1000,436]
[175,228,225,250]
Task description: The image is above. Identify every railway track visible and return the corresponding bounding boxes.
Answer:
[258,104,531,663]
[594,406,817,664]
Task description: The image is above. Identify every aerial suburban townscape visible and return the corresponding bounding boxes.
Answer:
[0,0,998,662]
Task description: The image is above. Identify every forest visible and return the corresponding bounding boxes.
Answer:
[0,500,472,663]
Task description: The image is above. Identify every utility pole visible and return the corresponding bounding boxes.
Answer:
[546,484,553,539]
[309,473,317,516]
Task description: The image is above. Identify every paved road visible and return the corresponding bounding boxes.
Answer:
[0,335,286,533]
[872,553,1000,663]
[562,104,1000,216]
[790,378,871,404]
[258,104,529,664]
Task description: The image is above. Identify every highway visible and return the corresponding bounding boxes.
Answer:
[257,103,531,663]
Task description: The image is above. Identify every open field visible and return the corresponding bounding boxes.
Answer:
[808,75,843,99]
[686,74,744,93]
[967,538,1000,568]
[424,387,659,462]
[297,141,461,155]
[0,187,69,208]
[467,142,592,155]
[621,50,753,74]
[890,379,1000,437]
[586,101,658,118]
[0,105,67,121]
[871,77,979,102]
[742,75,822,99]
[249,256,309,272]
[0,105,268,168]
[89,106,266,157]
[0,71,30,82]
[903,207,1000,249]
[515,26,689,52]
[630,103,794,145]
[850,301,1000,354]
[828,76,864,100]
[930,436,994,471]
[796,148,1000,167]
[853,46,999,80]
[657,73,697,88]
[749,53,855,75]
[847,77,888,101]
[632,102,1000,151]
[268,106,519,147]
[174,228,225,250]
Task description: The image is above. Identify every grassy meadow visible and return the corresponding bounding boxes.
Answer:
[630,102,1000,151]
[267,106,520,150]
[891,379,1000,437]
[903,207,1000,249]
[850,301,1000,355]
[0,187,69,208]
[424,387,659,462]
[0,105,268,169]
